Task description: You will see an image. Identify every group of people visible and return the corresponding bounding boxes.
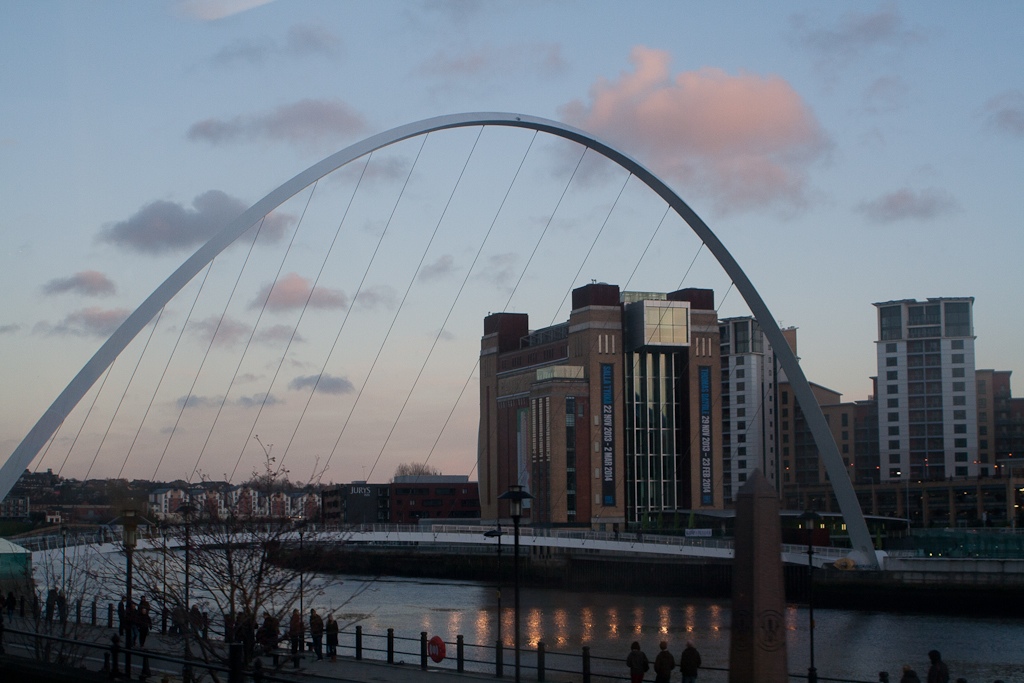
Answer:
[235,607,339,663]
[891,649,959,683]
[626,639,702,683]
[115,595,153,648]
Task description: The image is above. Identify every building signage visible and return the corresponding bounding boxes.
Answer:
[699,365,713,506]
[601,363,616,506]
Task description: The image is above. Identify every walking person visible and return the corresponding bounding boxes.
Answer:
[654,640,675,683]
[927,650,949,683]
[325,614,338,662]
[309,608,324,660]
[626,641,650,683]
[117,596,126,636]
[679,640,702,683]
[137,597,151,648]
[288,608,302,659]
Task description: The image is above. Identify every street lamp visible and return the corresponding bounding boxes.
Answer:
[122,509,139,678]
[60,524,68,597]
[297,521,306,652]
[484,526,504,648]
[177,502,196,683]
[498,485,532,683]
[799,509,821,683]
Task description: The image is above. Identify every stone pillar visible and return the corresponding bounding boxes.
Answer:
[729,470,788,683]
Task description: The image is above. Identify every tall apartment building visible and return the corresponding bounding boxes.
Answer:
[717,317,789,503]
[874,297,978,481]
[478,282,723,529]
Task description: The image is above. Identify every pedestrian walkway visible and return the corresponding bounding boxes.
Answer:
[0,613,570,683]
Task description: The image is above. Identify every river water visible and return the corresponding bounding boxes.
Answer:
[303,573,1023,683]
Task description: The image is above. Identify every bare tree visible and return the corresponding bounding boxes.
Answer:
[392,462,441,480]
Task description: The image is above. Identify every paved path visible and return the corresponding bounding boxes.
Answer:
[0,613,574,683]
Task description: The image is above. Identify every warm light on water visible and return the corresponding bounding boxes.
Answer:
[309,573,1024,683]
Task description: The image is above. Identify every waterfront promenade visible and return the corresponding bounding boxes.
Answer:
[0,612,576,683]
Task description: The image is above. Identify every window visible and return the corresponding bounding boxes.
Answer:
[737,407,746,417]
[955,438,968,448]
[889,440,900,449]
[736,421,746,430]
[888,398,899,408]
[842,413,849,427]
[978,380,987,392]
[886,343,897,353]
[978,398,987,409]
[842,444,849,453]
[888,384,898,395]
[781,390,788,404]
[979,426,987,436]
[952,354,964,364]
[889,467,901,477]
[951,339,964,350]
[888,426,900,436]
[888,412,899,422]
[880,305,902,340]
[842,430,849,440]
[953,396,966,406]
[889,454,901,464]
[944,301,971,337]
[887,370,898,380]
[736,382,745,391]
[952,367,965,378]
[886,357,898,367]
[954,424,967,434]
[738,447,747,456]
[980,439,988,449]
[953,382,965,392]
[955,452,968,462]
[736,369,745,379]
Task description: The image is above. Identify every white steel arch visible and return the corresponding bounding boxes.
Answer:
[1,113,879,567]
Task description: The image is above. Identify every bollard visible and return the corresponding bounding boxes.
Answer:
[103,652,110,673]
[582,645,591,683]
[387,628,394,664]
[355,625,362,660]
[457,635,464,673]
[76,598,82,625]
[92,600,97,626]
[141,652,152,681]
[537,640,546,682]
[496,640,504,678]
[161,607,167,636]
[420,632,428,670]
[108,603,114,628]
[20,595,25,618]
[227,642,243,683]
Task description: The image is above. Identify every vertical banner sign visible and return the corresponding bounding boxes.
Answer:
[699,365,713,505]
[601,363,616,505]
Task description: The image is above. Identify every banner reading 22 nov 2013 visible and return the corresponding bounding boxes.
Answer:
[601,363,615,506]
[699,365,713,506]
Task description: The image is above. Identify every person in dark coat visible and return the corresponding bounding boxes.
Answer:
[45,587,57,623]
[679,640,702,683]
[325,614,339,662]
[901,664,922,683]
[5,591,15,619]
[626,641,649,683]
[309,609,324,660]
[927,650,949,683]
[288,609,302,656]
[137,597,151,647]
[653,640,675,683]
[117,596,126,636]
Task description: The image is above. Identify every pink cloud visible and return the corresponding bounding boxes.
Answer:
[560,47,831,214]
[856,187,959,223]
[252,272,349,312]
[35,307,131,337]
[42,270,117,297]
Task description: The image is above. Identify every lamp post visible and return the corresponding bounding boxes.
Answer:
[297,521,306,652]
[60,524,68,596]
[498,485,532,683]
[484,526,504,647]
[177,502,195,683]
[122,509,139,678]
[800,509,821,683]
